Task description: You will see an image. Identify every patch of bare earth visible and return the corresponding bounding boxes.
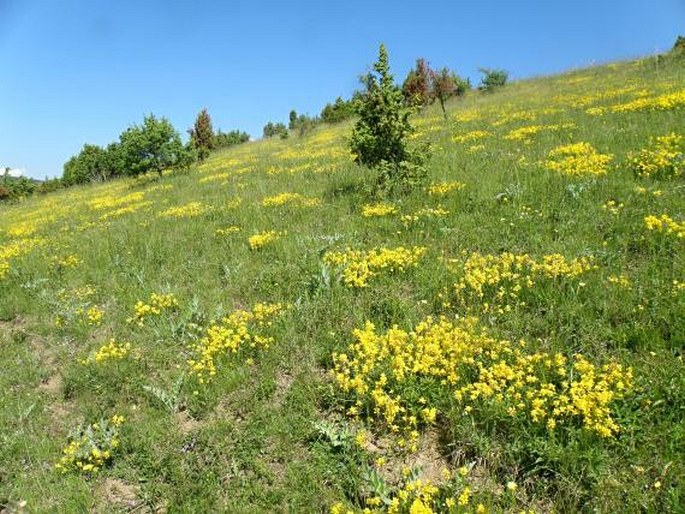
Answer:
[271,370,295,408]
[95,478,140,512]
[175,410,201,434]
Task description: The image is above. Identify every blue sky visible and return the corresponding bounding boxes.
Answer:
[1,0,683,179]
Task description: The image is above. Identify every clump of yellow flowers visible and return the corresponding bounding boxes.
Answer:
[644,214,685,238]
[55,415,125,474]
[333,316,632,439]
[362,203,398,217]
[187,303,285,383]
[427,181,466,196]
[262,192,321,208]
[158,201,206,218]
[324,247,427,288]
[628,134,684,179]
[215,225,241,236]
[248,230,284,250]
[452,252,596,315]
[401,207,450,226]
[545,142,613,176]
[82,339,131,365]
[128,293,179,326]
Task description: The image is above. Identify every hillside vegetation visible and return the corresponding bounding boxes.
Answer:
[1,55,684,513]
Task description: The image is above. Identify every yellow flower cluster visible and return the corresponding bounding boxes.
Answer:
[187,303,284,383]
[601,200,624,215]
[86,306,104,326]
[261,192,321,207]
[545,142,613,176]
[608,88,685,114]
[362,203,398,217]
[452,130,491,144]
[453,252,596,314]
[401,207,450,226]
[644,214,685,238]
[332,465,483,514]
[215,225,241,236]
[54,255,80,268]
[427,181,466,196]
[99,201,152,221]
[85,339,131,364]
[324,247,427,288]
[89,192,145,210]
[333,316,632,439]
[504,123,575,143]
[55,415,124,474]
[607,274,631,288]
[129,293,179,325]
[628,134,684,179]
[158,201,206,218]
[0,237,43,280]
[248,230,284,250]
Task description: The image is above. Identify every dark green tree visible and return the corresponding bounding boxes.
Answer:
[188,108,215,161]
[119,114,190,176]
[288,110,298,130]
[478,68,508,91]
[320,96,355,123]
[350,44,428,192]
[262,122,288,139]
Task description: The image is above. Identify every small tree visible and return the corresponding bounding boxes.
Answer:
[188,108,215,161]
[350,44,428,193]
[478,68,508,91]
[402,58,432,107]
[430,68,471,119]
[119,114,190,177]
[288,110,298,130]
[262,122,288,139]
[320,96,355,123]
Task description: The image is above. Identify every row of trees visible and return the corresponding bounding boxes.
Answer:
[263,60,508,138]
[63,111,248,186]
[349,45,509,193]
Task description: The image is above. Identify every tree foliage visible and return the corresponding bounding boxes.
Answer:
[402,58,432,107]
[431,67,471,119]
[479,68,508,91]
[350,44,428,193]
[320,96,356,124]
[188,109,215,161]
[214,129,249,149]
[263,122,288,139]
[119,115,191,176]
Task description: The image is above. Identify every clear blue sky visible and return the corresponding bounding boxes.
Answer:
[1,0,683,179]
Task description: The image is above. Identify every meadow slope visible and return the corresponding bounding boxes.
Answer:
[1,56,684,513]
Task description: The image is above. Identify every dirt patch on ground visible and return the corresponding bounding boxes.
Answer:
[271,370,295,408]
[175,410,201,434]
[97,478,140,511]
[39,374,62,395]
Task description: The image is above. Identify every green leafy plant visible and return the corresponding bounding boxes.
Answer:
[350,44,429,193]
[478,67,509,91]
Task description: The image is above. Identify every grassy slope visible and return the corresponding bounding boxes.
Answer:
[1,56,684,513]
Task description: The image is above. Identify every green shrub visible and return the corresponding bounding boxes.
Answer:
[350,44,429,193]
[479,67,509,91]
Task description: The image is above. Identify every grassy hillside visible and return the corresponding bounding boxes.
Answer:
[1,55,684,513]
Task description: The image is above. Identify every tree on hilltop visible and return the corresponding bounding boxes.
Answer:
[402,58,432,107]
[119,114,191,177]
[431,67,471,119]
[350,44,428,193]
[188,109,215,161]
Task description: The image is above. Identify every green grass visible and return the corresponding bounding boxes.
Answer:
[1,54,684,513]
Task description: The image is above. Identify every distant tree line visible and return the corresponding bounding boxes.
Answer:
[261,57,510,137]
